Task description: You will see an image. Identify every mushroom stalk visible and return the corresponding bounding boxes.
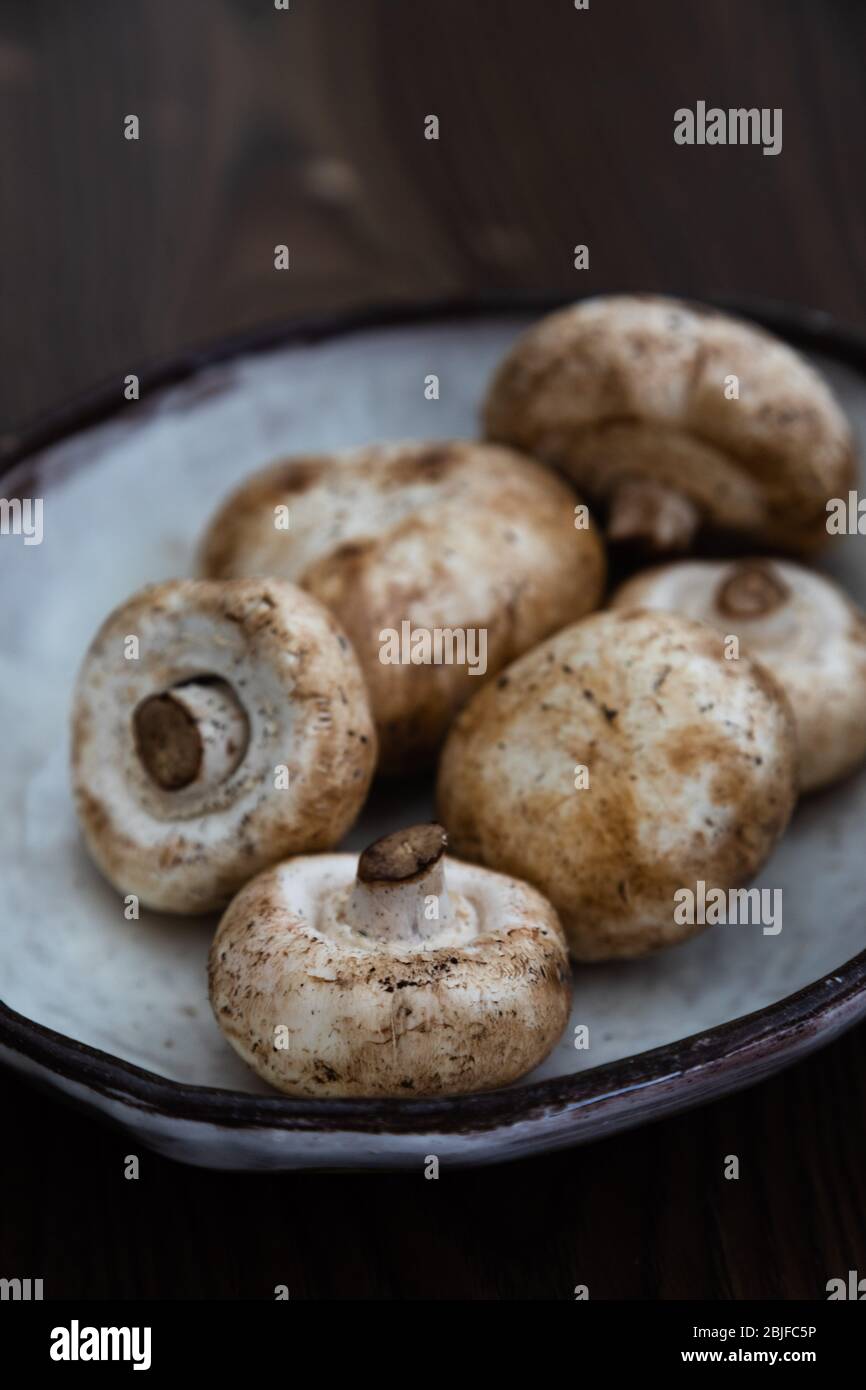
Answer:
[133,679,249,792]
[606,477,699,551]
[348,824,452,942]
[716,561,790,619]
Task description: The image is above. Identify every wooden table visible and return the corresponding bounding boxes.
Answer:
[1,0,864,1299]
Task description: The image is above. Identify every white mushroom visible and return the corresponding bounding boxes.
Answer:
[198,440,606,772]
[437,610,798,961]
[611,558,866,792]
[208,823,572,1096]
[484,295,856,553]
[71,578,377,914]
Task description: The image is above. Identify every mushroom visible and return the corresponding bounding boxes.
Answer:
[71,578,377,914]
[198,440,606,773]
[208,823,572,1096]
[483,295,855,553]
[611,558,866,793]
[437,610,797,961]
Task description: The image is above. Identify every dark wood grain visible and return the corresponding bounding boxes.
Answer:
[2,0,865,438]
[1,0,865,1300]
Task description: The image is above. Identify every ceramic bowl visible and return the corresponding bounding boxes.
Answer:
[1,297,864,1169]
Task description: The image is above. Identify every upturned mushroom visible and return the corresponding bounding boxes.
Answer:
[437,610,797,961]
[71,578,377,914]
[198,440,606,773]
[208,823,572,1096]
[484,294,855,553]
[611,558,866,793]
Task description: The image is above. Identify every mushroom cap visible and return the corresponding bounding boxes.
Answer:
[436,609,797,961]
[71,578,377,914]
[483,295,856,551]
[198,440,606,772]
[208,849,571,1097]
[611,559,866,793]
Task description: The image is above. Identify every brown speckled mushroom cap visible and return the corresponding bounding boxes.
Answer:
[437,609,797,961]
[208,824,572,1097]
[198,440,606,773]
[483,295,856,553]
[611,559,866,793]
[71,578,377,914]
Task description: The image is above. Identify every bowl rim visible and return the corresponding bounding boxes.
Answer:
[2,290,865,1137]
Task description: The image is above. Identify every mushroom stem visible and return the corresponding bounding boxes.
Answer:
[606,477,699,551]
[348,823,452,942]
[716,562,791,619]
[133,680,249,792]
